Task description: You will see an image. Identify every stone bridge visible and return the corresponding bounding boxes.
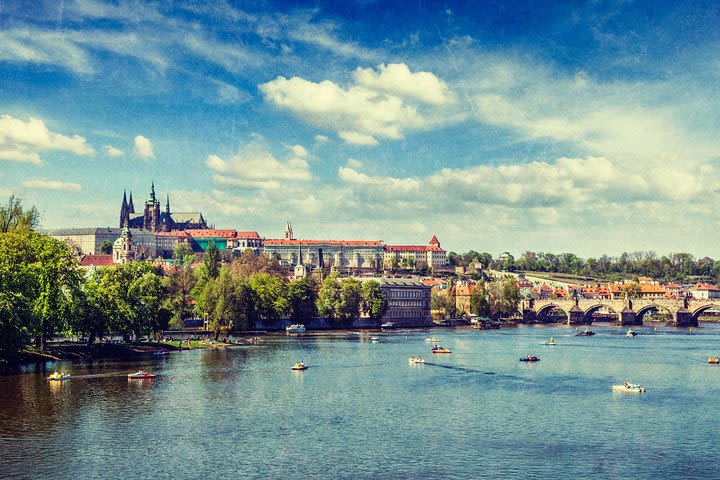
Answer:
[520,297,720,327]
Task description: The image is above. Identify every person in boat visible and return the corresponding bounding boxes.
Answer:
[624,381,629,388]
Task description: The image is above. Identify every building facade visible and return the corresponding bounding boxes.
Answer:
[262,239,385,270]
[45,227,157,257]
[364,277,432,327]
[384,235,447,270]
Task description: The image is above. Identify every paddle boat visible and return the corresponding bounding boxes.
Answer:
[709,357,720,364]
[430,345,451,354]
[48,371,71,381]
[424,337,440,343]
[612,382,646,393]
[576,328,595,337]
[127,370,157,379]
[286,324,306,334]
[291,361,308,371]
[408,356,425,365]
[539,337,556,345]
[519,355,540,362]
[626,329,637,337]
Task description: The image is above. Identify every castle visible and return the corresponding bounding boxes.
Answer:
[119,182,207,232]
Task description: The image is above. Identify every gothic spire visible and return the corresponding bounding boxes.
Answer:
[166,194,170,214]
[120,190,129,228]
[150,181,156,204]
[128,191,135,213]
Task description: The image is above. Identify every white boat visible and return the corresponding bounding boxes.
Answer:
[48,371,71,381]
[408,357,425,364]
[380,322,396,329]
[286,324,306,334]
[127,370,157,379]
[612,383,646,393]
[626,329,637,337]
[424,337,440,343]
[370,336,379,341]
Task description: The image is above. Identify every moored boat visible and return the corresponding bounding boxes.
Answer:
[286,324,306,334]
[127,370,156,379]
[612,382,646,393]
[291,362,308,371]
[48,371,71,381]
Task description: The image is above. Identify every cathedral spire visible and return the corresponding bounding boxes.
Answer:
[120,190,129,228]
[150,181,156,204]
[128,191,135,213]
[166,194,170,214]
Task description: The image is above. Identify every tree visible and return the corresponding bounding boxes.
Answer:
[166,260,197,328]
[338,278,362,325]
[445,279,457,318]
[173,242,195,263]
[287,277,318,324]
[469,283,491,317]
[361,280,387,324]
[486,279,521,320]
[228,250,286,277]
[99,240,113,255]
[249,273,289,321]
[204,242,221,279]
[317,273,342,322]
[0,194,40,233]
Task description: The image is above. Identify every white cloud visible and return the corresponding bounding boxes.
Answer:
[205,138,312,190]
[338,131,379,146]
[346,158,363,169]
[314,134,329,143]
[105,145,124,157]
[133,135,155,159]
[353,63,456,105]
[0,114,95,164]
[23,178,82,192]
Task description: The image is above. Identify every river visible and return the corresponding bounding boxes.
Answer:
[1,324,719,479]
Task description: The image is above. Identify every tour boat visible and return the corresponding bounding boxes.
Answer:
[48,371,71,381]
[286,324,306,334]
[380,322,396,329]
[519,355,540,362]
[626,329,637,337]
[291,362,308,371]
[612,383,646,393]
[709,357,720,364]
[576,328,595,337]
[127,370,156,379]
[408,357,425,364]
[431,346,451,354]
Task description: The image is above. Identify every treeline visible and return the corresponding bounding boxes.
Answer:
[430,278,521,320]
[0,197,387,362]
[448,249,720,283]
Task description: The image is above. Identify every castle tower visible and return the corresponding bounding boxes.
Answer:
[284,221,294,240]
[119,190,129,228]
[143,182,161,232]
[429,235,440,248]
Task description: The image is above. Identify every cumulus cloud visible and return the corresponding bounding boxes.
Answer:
[206,139,312,190]
[314,134,329,143]
[0,114,95,164]
[259,64,456,146]
[346,158,363,169]
[133,135,155,159]
[353,63,455,105]
[22,178,82,191]
[105,145,124,157]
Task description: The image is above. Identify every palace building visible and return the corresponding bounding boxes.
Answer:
[119,182,207,232]
[384,235,447,270]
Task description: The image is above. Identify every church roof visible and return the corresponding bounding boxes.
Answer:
[185,229,236,238]
[79,254,114,267]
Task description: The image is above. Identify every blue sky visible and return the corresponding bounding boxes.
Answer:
[2,0,720,257]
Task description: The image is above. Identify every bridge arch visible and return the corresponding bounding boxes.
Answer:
[691,304,720,323]
[636,304,674,322]
[536,304,569,323]
[583,304,618,323]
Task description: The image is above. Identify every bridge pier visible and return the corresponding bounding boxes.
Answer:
[568,305,589,325]
[673,308,697,327]
[522,309,537,324]
[618,307,642,326]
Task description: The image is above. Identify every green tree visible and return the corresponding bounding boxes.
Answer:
[287,276,318,324]
[173,242,195,263]
[317,273,342,322]
[99,240,113,255]
[487,279,521,320]
[166,260,197,328]
[204,241,221,279]
[361,280,387,324]
[338,278,362,325]
[249,273,289,321]
[228,250,286,277]
[469,283,491,317]
[0,194,40,233]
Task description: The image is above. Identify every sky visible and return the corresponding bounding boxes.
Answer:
[1,0,720,258]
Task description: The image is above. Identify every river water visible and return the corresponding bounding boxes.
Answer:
[1,324,720,479]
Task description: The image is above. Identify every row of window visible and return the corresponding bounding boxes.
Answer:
[388,290,425,298]
[390,300,424,308]
[386,309,424,318]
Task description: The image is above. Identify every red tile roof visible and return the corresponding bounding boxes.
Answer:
[154,231,191,237]
[386,245,445,252]
[429,235,439,245]
[185,229,237,238]
[264,239,384,247]
[79,254,114,267]
[236,231,261,239]
[691,283,720,291]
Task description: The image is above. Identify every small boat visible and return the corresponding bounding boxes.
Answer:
[153,350,169,355]
[431,346,451,354]
[519,355,540,362]
[286,324,306,334]
[291,362,308,371]
[709,357,720,364]
[539,338,556,345]
[380,322,396,329]
[370,336,379,341]
[127,370,156,379]
[612,383,646,393]
[626,329,637,337]
[408,356,425,364]
[48,371,71,381]
[424,337,441,343]
[576,328,595,337]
